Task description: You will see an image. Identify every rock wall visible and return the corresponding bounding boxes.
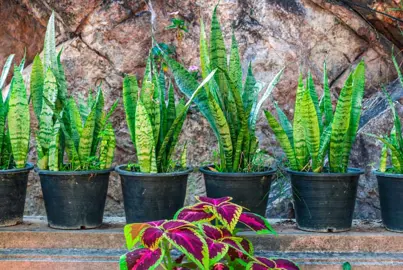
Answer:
[1,0,402,218]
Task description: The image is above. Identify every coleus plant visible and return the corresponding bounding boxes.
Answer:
[370,54,403,173]
[164,5,284,173]
[123,55,215,173]
[0,54,30,169]
[31,12,117,171]
[120,196,299,270]
[265,61,365,173]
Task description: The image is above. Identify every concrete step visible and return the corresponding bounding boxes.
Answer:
[0,217,402,269]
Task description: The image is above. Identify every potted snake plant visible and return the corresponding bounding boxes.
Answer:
[265,61,366,232]
[31,12,117,229]
[165,5,283,216]
[0,54,32,227]
[116,53,215,223]
[370,54,403,232]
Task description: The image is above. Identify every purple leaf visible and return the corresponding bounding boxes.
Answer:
[206,238,228,265]
[120,248,164,270]
[212,262,230,270]
[162,220,193,231]
[228,238,253,261]
[273,259,300,270]
[140,227,163,250]
[196,196,232,205]
[174,207,214,223]
[147,220,166,227]
[212,202,243,232]
[165,227,209,270]
[256,257,276,267]
[238,212,276,235]
[200,224,223,240]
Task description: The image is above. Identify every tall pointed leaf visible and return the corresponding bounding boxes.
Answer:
[323,61,333,127]
[30,55,44,120]
[78,105,96,163]
[293,74,308,170]
[43,12,58,74]
[123,74,138,146]
[0,54,14,90]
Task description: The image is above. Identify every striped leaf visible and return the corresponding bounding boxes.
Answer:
[323,61,333,127]
[8,67,30,168]
[123,74,138,146]
[166,83,176,130]
[307,72,322,132]
[99,122,115,169]
[0,54,14,90]
[66,98,82,148]
[314,124,332,172]
[229,31,243,95]
[383,88,403,152]
[379,144,387,173]
[199,18,211,82]
[91,88,105,155]
[55,50,67,113]
[274,102,293,146]
[30,55,44,120]
[242,63,258,114]
[293,74,308,170]
[368,133,403,172]
[135,100,156,173]
[43,12,58,74]
[265,110,297,170]
[78,104,96,163]
[48,119,60,171]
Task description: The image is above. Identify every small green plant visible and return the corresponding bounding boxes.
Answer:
[31,12,116,171]
[370,54,403,173]
[0,55,30,170]
[165,5,284,173]
[123,55,215,173]
[343,262,352,270]
[265,61,365,173]
[166,18,188,42]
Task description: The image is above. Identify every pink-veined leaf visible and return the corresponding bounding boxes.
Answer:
[124,223,151,250]
[139,227,163,250]
[162,220,194,231]
[206,238,228,265]
[174,207,214,223]
[212,262,230,270]
[200,223,223,240]
[212,202,242,232]
[273,259,300,270]
[119,248,164,270]
[165,227,209,269]
[219,227,233,237]
[147,220,166,227]
[238,212,277,235]
[220,237,245,253]
[196,196,232,205]
[228,238,254,261]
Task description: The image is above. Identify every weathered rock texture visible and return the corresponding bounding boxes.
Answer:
[1,0,402,218]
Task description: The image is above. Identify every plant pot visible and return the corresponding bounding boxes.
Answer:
[0,163,33,227]
[199,166,275,216]
[287,168,363,232]
[374,170,403,232]
[37,167,112,229]
[116,165,192,223]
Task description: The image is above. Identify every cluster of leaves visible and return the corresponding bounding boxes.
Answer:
[265,61,365,173]
[166,18,189,42]
[120,196,299,270]
[31,12,116,171]
[0,54,29,170]
[123,54,215,173]
[372,54,403,174]
[165,5,284,173]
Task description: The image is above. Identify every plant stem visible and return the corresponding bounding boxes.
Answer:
[164,240,173,269]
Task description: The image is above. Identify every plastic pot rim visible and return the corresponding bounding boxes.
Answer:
[0,163,34,174]
[115,164,193,177]
[286,167,364,177]
[199,165,276,177]
[35,166,114,176]
[373,169,403,178]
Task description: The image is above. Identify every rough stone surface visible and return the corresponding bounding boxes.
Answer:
[0,0,402,218]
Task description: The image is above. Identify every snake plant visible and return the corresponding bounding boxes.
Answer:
[372,54,403,174]
[32,12,116,171]
[164,6,284,173]
[265,61,365,173]
[0,55,30,169]
[123,54,215,173]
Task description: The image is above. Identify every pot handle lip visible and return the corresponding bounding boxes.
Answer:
[0,163,34,174]
[373,168,403,178]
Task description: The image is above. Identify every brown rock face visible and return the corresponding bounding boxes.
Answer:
[1,0,402,218]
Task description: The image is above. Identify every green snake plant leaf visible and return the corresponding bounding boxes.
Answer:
[36,134,48,170]
[181,142,187,169]
[265,110,297,169]
[307,72,322,132]
[330,72,354,173]
[274,102,293,146]
[323,61,333,127]
[383,87,403,151]
[91,87,105,155]
[55,49,67,113]
[18,49,26,72]
[99,122,115,169]
[66,97,83,149]
[367,133,403,172]
[157,69,216,171]
[43,12,58,74]
[151,73,161,145]
[392,52,403,87]
[0,54,14,90]
[39,69,58,151]
[293,74,308,170]
[390,128,401,172]
[249,67,284,133]
[242,63,258,114]
[340,61,365,170]
[135,100,156,173]
[30,55,44,120]
[229,31,242,94]
[123,74,138,146]
[199,18,211,83]
[379,144,387,173]
[301,87,320,170]
[314,124,332,172]
[157,70,167,147]
[166,82,176,130]
[8,67,30,168]
[78,104,96,163]
[48,119,61,171]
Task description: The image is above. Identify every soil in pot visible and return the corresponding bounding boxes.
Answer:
[200,166,275,216]
[288,168,363,232]
[38,168,112,229]
[116,165,191,223]
[0,163,33,227]
[375,170,403,232]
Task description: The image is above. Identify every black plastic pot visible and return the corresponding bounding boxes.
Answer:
[37,168,112,229]
[287,168,363,232]
[200,166,275,216]
[375,170,403,232]
[0,163,33,227]
[116,165,192,223]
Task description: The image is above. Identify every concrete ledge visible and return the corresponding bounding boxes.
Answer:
[1,217,403,269]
